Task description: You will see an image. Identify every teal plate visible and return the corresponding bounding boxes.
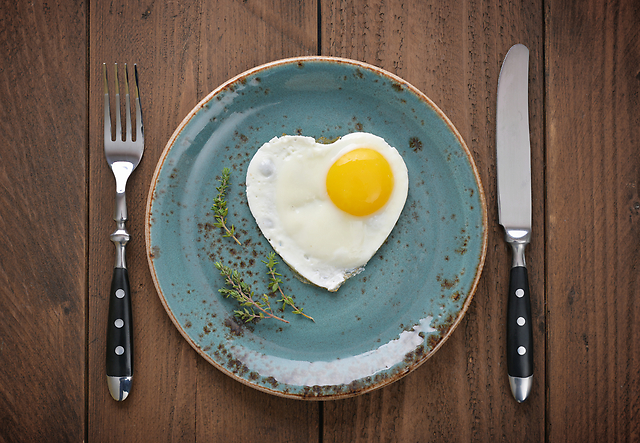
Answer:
[145,56,487,400]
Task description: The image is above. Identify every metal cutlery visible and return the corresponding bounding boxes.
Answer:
[496,44,533,403]
[103,63,144,401]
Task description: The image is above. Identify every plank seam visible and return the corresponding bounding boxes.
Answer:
[543,0,550,441]
[84,0,91,441]
[317,0,322,56]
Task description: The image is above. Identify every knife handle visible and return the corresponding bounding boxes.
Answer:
[106,267,133,400]
[507,266,533,379]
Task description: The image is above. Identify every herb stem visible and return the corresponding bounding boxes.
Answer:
[212,168,241,245]
[216,262,289,324]
[263,253,315,322]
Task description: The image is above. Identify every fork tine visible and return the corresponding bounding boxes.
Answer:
[133,64,143,142]
[103,63,111,141]
[124,64,132,141]
[114,64,121,141]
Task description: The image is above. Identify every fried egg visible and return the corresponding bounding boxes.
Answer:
[246,132,409,291]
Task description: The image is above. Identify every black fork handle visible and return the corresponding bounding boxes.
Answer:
[106,267,133,400]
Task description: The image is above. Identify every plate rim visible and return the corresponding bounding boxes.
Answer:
[144,55,488,400]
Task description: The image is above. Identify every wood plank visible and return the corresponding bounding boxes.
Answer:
[88,1,202,440]
[89,0,320,441]
[195,1,320,441]
[0,0,87,441]
[545,0,640,441]
[321,1,546,440]
[199,0,318,93]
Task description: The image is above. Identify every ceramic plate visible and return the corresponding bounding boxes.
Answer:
[146,56,487,399]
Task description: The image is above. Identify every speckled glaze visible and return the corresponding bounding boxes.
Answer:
[145,56,487,400]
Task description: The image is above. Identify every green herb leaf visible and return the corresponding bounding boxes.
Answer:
[262,252,315,322]
[211,168,241,245]
[215,261,288,324]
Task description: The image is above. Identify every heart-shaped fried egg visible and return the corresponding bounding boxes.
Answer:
[246,132,409,291]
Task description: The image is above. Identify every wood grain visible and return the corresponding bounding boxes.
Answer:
[88,0,319,441]
[321,0,546,441]
[195,1,320,441]
[89,1,204,440]
[199,0,318,94]
[546,0,640,441]
[0,0,87,441]
[1,0,639,440]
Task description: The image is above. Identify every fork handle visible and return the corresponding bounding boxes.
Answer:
[106,267,133,401]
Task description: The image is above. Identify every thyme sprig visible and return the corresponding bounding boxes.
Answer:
[215,262,289,324]
[212,167,241,245]
[263,252,315,322]
[212,168,315,324]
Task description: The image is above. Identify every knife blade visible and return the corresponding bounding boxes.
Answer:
[496,43,533,403]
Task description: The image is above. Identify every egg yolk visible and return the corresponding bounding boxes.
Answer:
[326,148,394,216]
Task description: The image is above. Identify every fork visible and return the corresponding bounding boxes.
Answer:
[103,63,144,401]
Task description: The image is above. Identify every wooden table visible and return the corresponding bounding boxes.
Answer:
[1,0,638,441]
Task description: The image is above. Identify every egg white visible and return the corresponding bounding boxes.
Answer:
[246,132,409,291]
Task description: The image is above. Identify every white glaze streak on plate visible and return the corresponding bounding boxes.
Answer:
[231,317,437,386]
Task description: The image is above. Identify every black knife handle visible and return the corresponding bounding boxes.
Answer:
[106,267,133,377]
[507,266,533,378]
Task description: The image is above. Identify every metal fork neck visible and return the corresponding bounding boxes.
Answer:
[112,189,130,269]
[115,190,128,222]
[111,221,130,269]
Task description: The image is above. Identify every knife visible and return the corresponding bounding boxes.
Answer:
[496,43,533,403]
